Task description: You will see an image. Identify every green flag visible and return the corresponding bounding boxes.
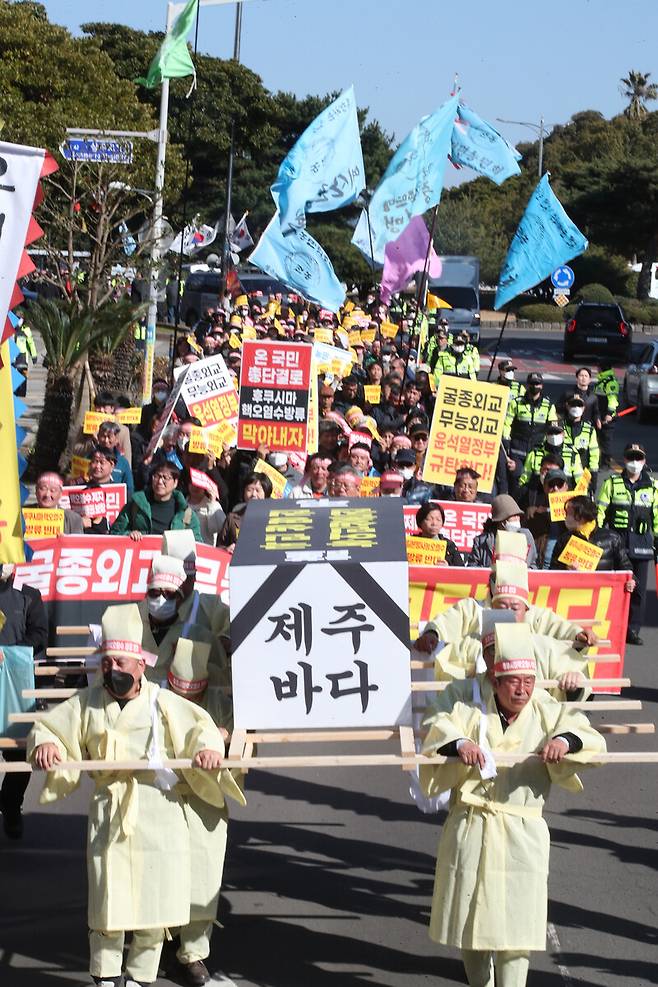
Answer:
[136,0,199,91]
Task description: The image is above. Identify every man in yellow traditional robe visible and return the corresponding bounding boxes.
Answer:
[421,623,605,987]
[27,603,245,987]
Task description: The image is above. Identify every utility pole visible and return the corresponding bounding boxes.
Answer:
[496,116,550,178]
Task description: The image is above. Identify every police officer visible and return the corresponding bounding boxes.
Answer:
[503,372,557,495]
[594,362,619,466]
[496,359,524,401]
[517,422,583,490]
[425,320,451,371]
[563,395,600,488]
[433,332,477,382]
[597,442,658,645]
[13,318,38,398]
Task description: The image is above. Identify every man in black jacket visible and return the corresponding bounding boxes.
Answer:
[0,563,48,838]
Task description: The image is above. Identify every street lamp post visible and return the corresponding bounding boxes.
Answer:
[496,116,547,178]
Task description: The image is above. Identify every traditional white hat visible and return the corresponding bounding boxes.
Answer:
[481,609,516,651]
[161,530,197,576]
[493,623,537,678]
[493,530,529,564]
[168,638,211,696]
[491,560,529,606]
[101,603,144,661]
[148,554,186,592]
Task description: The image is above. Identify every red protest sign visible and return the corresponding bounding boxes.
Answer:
[60,484,127,525]
[238,340,313,453]
[189,467,219,501]
[403,501,491,555]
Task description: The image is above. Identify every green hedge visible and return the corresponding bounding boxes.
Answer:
[516,303,566,323]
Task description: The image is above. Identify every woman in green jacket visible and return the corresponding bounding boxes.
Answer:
[111,460,201,541]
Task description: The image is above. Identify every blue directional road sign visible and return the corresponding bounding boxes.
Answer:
[61,139,133,164]
[551,265,575,290]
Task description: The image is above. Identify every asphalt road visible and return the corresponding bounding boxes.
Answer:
[2,329,657,987]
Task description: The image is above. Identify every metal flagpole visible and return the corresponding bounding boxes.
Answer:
[406,204,438,373]
[486,306,510,381]
[221,1,244,298]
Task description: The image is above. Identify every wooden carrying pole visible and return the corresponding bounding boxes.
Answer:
[411,678,631,692]
[2,751,658,774]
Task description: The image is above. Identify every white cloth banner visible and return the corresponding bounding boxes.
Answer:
[0,140,45,329]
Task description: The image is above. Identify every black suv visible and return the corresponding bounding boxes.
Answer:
[563,302,632,363]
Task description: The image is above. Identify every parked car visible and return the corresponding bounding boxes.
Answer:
[623,337,658,421]
[181,269,289,325]
[563,302,632,362]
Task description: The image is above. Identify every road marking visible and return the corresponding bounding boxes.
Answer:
[547,921,575,987]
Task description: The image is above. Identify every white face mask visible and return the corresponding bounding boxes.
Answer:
[453,344,465,353]
[625,459,644,475]
[399,467,415,480]
[568,407,584,420]
[503,518,522,531]
[147,594,178,621]
[546,435,563,447]
[177,435,189,451]
[502,371,514,381]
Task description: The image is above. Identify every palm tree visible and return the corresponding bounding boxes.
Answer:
[26,299,141,477]
[620,70,658,119]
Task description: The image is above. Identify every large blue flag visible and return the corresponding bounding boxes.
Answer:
[352,93,459,266]
[249,213,346,313]
[451,104,521,184]
[271,86,365,233]
[494,174,588,310]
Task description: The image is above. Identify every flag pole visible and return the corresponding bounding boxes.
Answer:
[406,204,438,373]
[486,305,510,381]
[362,194,381,344]
[171,0,203,376]
[220,1,244,299]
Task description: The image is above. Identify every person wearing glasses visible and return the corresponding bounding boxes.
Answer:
[111,459,201,542]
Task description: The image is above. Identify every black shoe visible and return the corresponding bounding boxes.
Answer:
[174,958,211,986]
[626,629,644,645]
[92,977,123,986]
[1,802,23,839]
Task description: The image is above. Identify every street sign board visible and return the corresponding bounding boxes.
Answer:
[61,139,133,164]
[551,265,575,290]
[553,291,570,307]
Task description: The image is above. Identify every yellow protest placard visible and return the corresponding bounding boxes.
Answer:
[116,407,142,425]
[359,476,381,497]
[380,321,398,339]
[406,535,447,566]
[334,329,349,348]
[22,508,65,540]
[253,458,289,498]
[360,327,376,344]
[574,468,591,495]
[228,332,242,349]
[242,325,257,340]
[423,378,509,493]
[558,535,604,571]
[364,384,381,405]
[348,329,362,346]
[70,455,90,479]
[83,411,114,434]
[313,327,334,345]
[549,489,576,522]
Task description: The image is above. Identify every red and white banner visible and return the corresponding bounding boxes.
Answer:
[238,340,313,452]
[404,501,491,554]
[60,484,127,525]
[189,467,219,501]
[178,353,239,431]
[15,535,231,604]
[409,566,631,690]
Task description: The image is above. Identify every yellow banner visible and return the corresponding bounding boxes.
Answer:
[574,468,591,495]
[406,535,447,566]
[549,489,576,522]
[0,341,25,562]
[423,378,509,493]
[70,455,91,479]
[22,508,65,539]
[348,329,362,346]
[83,411,114,434]
[253,458,289,498]
[228,332,242,349]
[359,476,381,497]
[558,535,604,571]
[242,325,257,340]
[189,424,237,457]
[364,384,381,405]
[380,321,398,339]
[360,328,376,344]
[116,406,142,425]
[314,328,334,345]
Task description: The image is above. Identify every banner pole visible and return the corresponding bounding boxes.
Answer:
[406,205,438,373]
[486,305,510,381]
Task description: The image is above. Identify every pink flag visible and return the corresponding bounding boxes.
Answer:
[379,215,442,305]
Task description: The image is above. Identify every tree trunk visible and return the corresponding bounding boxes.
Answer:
[637,234,658,299]
[28,374,75,479]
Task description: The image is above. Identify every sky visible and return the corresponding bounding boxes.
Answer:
[45,0,658,187]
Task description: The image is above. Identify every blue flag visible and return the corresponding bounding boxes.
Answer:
[272,86,365,233]
[352,93,459,265]
[494,174,588,310]
[451,104,521,184]
[249,213,346,313]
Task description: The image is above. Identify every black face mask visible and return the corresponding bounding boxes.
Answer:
[103,668,135,698]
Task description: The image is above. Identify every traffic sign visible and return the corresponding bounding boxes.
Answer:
[61,139,133,164]
[551,265,575,290]
[553,291,570,307]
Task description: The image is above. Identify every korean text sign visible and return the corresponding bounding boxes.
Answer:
[238,340,313,453]
[423,379,509,492]
[60,484,127,525]
[557,536,604,571]
[22,509,64,539]
[179,353,239,430]
[403,501,491,554]
[230,497,412,729]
